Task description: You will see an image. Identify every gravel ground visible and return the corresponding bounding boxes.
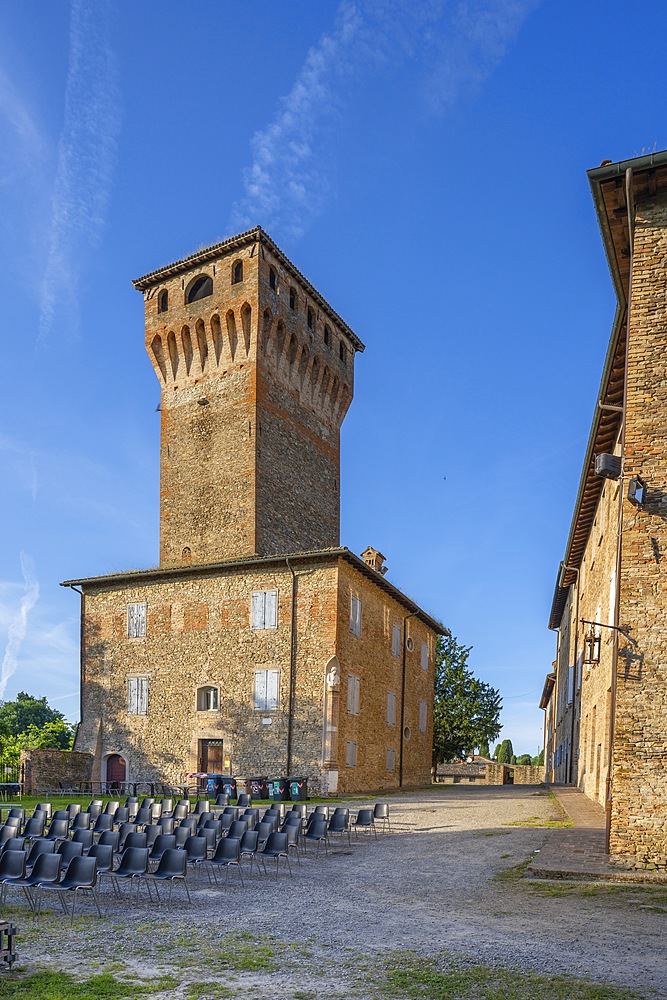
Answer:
[7,785,667,997]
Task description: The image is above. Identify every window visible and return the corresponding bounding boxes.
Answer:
[157,289,168,313]
[251,590,278,630]
[567,665,575,706]
[186,275,213,303]
[289,287,296,310]
[347,673,360,715]
[254,669,279,711]
[391,624,401,658]
[421,641,429,671]
[386,748,395,772]
[269,267,276,290]
[232,260,243,284]
[197,686,219,711]
[128,677,148,715]
[307,306,314,329]
[350,595,362,637]
[323,325,330,347]
[346,740,357,768]
[386,690,396,726]
[127,603,147,638]
[339,342,347,365]
[419,700,427,733]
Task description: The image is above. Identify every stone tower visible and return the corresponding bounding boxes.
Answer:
[132,227,364,567]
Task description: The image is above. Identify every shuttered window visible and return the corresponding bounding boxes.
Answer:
[350,595,362,637]
[251,590,278,630]
[346,740,357,768]
[421,641,428,671]
[386,748,395,771]
[347,673,360,715]
[419,700,427,732]
[391,624,401,657]
[127,603,147,638]
[128,677,148,714]
[254,669,279,711]
[386,690,396,726]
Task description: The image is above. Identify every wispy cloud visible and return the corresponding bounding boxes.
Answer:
[0,66,45,186]
[38,0,121,342]
[0,553,40,700]
[230,0,540,241]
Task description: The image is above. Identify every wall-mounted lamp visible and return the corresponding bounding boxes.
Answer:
[594,454,621,480]
[583,625,601,665]
[628,476,647,507]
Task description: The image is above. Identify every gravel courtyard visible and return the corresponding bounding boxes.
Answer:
[7,785,667,998]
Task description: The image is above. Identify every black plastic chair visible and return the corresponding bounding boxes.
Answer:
[86,801,103,821]
[237,794,252,808]
[134,807,152,827]
[172,803,189,823]
[150,803,163,823]
[123,832,148,851]
[71,812,91,831]
[354,809,377,839]
[202,819,222,842]
[57,840,84,872]
[196,812,215,830]
[138,848,191,904]
[4,851,60,910]
[210,837,243,886]
[144,825,161,849]
[159,798,173,816]
[2,818,21,833]
[1,837,25,856]
[214,793,229,807]
[35,803,52,820]
[0,850,26,903]
[313,805,330,820]
[328,812,351,846]
[255,821,274,849]
[52,810,71,824]
[303,818,329,857]
[103,800,120,815]
[193,800,210,816]
[39,855,101,923]
[139,797,155,811]
[260,832,291,877]
[117,823,139,851]
[157,816,175,835]
[71,829,95,852]
[178,817,198,837]
[282,822,302,864]
[148,834,176,866]
[222,806,240,818]
[21,817,45,840]
[44,818,70,843]
[239,830,261,874]
[373,802,391,833]
[25,839,56,871]
[98,830,120,852]
[181,836,210,883]
[218,814,235,835]
[92,814,114,836]
[6,808,26,825]
[113,807,130,826]
[66,803,82,821]
[199,827,217,857]
[88,843,114,873]
[98,846,148,899]
[228,820,249,841]
[174,825,191,849]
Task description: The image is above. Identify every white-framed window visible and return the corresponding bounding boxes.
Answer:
[127,603,147,638]
[350,594,362,637]
[128,676,148,715]
[196,686,219,711]
[421,641,429,671]
[386,747,395,772]
[253,669,279,711]
[346,740,357,768]
[347,673,360,715]
[251,590,278,630]
[419,700,427,732]
[567,665,575,706]
[386,690,396,726]
[391,624,401,657]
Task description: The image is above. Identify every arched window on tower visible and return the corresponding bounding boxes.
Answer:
[289,287,296,310]
[269,266,276,290]
[232,260,243,284]
[157,289,169,313]
[307,306,314,329]
[185,275,213,304]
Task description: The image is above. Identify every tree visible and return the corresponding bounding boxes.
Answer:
[516,753,533,766]
[532,748,545,767]
[478,739,491,759]
[496,739,514,763]
[0,692,67,736]
[432,634,502,764]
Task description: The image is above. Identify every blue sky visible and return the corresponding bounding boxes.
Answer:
[0,0,664,754]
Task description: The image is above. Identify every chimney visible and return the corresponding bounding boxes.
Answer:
[361,546,388,576]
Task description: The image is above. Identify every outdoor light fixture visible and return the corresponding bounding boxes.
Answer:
[628,475,647,507]
[594,454,622,480]
[583,625,601,665]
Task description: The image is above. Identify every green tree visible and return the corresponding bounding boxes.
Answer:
[478,739,491,759]
[532,748,545,767]
[432,634,502,764]
[516,753,533,766]
[496,739,514,763]
[0,692,67,736]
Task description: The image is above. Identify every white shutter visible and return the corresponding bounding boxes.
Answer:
[138,677,148,715]
[421,641,428,671]
[346,741,357,767]
[392,624,400,657]
[128,677,138,713]
[567,666,574,706]
[265,591,277,628]
[254,670,267,709]
[355,597,362,636]
[127,603,147,638]
[419,700,427,732]
[251,592,265,630]
[386,690,396,726]
[267,669,279,710]
[608,571,616,627]
[386,748,395,771]
[350,595,361,636]
[347,674,358,714]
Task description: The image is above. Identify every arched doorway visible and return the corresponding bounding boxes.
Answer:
[105,753,127,790]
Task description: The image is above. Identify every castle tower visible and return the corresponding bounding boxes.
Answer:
[132,227,364,566]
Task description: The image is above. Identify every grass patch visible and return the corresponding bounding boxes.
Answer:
[185,983,235,999]
[376,951,652,999]
[215,931,280,973]
[0,971,177,1000]
[503,817,573,828]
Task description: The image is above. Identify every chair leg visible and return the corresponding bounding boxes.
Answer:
[181,876,191,904]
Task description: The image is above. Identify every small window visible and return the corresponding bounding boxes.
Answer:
[339,341,347,364]
[350,595,362,637]
[127,603,147,639]
[421,641,429,671]
[232,260,243,284]
[323,325,330,347]
[386,690,396,726]
[197,686,219,711]
[289,287,296,310]
[128,677,148,715]
[157,289,168,313]
[419,700,427,733]
[391,624,401,658]
[386,747,395,772]
[307,306,314,329]
[347,673,360,715]
[346,740,357,768]
[254,669,279,711]
[186,275,213,304]
[251,590,278,630]
[269,267,276,290]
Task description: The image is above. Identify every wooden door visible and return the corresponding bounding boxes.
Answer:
[106,754,126,784]
[200,740,224,773]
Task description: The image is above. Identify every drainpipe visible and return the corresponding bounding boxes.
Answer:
[605,166,634,852]
[285,558,298,776]
[399,610,418,788]
[567,566,581,785]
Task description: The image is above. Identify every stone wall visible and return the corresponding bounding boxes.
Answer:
[485,762,544,785]
[20,749,93,794]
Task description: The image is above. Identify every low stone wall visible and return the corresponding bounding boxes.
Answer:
[20,749,94,794]
[485,762,545,785]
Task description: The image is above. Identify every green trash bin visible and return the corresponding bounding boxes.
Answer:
[289,777,308,801]
[269,778,289,801]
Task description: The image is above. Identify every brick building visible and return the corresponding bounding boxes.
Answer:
[543,151,667,868]
[64,227,443,795]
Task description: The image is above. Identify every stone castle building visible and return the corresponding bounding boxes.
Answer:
[64,227,443,795]
[543,151,667,868]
